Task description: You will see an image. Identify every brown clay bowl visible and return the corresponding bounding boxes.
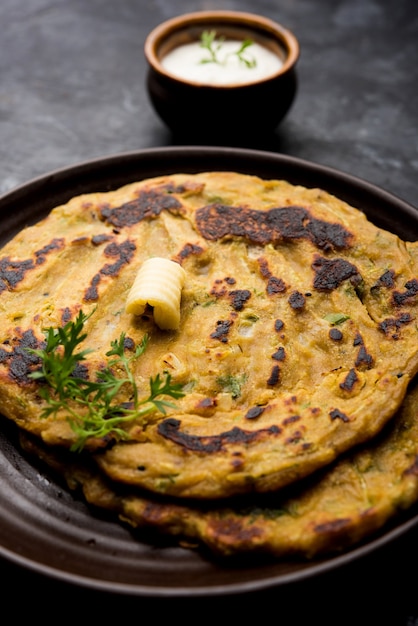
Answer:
[144,10,300,139]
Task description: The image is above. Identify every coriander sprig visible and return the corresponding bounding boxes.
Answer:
[28,310,184,452]
[199,30,257,68]
[199,30,224,64]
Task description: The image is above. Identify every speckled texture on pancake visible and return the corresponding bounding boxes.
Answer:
[19,381,418,559]
[0,172,417,498]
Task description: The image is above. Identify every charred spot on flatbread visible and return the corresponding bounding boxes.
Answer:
[195,204,353,251]
[100,186,184,228]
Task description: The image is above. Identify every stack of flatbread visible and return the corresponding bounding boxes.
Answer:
[0,171,417,559]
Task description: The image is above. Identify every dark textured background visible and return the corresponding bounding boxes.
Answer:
[0,0,417,623]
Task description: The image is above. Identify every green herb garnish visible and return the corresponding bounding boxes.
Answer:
[199,30,256,68]
[216,373,248,399]
[324,313,351,325]
[28,310,185,452]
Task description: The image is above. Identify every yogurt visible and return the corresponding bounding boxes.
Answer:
[161,39,283,86]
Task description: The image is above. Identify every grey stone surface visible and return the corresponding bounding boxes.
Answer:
[1,0,417,207]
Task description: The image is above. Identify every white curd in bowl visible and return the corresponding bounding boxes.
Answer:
[160,39,284,85]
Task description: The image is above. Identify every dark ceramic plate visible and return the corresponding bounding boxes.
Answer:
[0,146,417,596]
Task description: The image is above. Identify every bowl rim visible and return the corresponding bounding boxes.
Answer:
[144,10,300,89]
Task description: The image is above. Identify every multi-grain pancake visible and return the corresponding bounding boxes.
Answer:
[19,380,418,559]
[0,172,417,499]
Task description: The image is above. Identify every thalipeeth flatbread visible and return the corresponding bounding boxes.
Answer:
[19,381,418,559]
[0,172,417,499]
